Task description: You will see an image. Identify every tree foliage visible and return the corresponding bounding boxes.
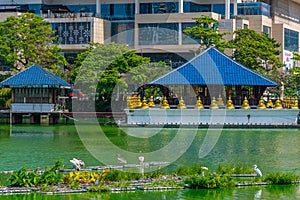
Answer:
[183,15,227,52]
[73,43,170,111]
[0,13,67,73]
[229,29,283,75]
[228,29,285,96]
[284,53,300,97]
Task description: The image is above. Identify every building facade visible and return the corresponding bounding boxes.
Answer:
[0,0,300,69]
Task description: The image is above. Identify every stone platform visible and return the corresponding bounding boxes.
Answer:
[125,108,300,126]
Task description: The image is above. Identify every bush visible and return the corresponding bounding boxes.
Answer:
[103,170,143,182]
[263,172,299,184]
[173,165,208,176]
[184,173,235,189]
[216,163,254,175]
[63,171,107,185]
[8,160,63,187]
[88,184,110,192]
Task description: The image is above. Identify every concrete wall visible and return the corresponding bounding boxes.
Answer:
[125,108,300,125]
[12,103,55,113]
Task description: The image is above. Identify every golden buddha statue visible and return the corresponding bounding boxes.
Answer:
[274,99,283,109]
[195,96,204,109]
[291,98,299,109]
[241,96,250,109]
[127,96,135,109]
[148,96,155,107]
[266,98,274,108]
[257,97,266,109]
[217,95,224,107]
[161,96,170,109]
[177,97,187,109]
[141,97,149,109]
[210,97,219,109]
[226,96,235,109]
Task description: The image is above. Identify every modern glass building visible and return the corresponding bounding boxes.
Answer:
[0,0,299,68]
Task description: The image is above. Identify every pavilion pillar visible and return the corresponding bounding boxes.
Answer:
[12,114,23,124]
[30,114,41,124]
[236,85,242,106]
[49,113,60,125]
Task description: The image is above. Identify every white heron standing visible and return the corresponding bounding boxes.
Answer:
[138,151,144,165]
[117,154,127,164]
[201,166,208,176]
[70,158,85,170]
[253,164,262,177]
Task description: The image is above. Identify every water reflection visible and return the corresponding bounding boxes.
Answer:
[0,183,299,199]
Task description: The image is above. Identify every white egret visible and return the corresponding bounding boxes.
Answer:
[70,158,85,170]
[253,164,262,177]
[138,151,144,165]
[201,166,208,176]
[117,154,127,164]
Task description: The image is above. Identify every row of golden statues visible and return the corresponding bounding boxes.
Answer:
[127,95,299,110]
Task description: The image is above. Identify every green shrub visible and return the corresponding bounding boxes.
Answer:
[216,163,254,175]
[144,168,162,179]
[88,184,110,192]
[8,160,63,187]
[173,165,208,176]
[184,173,235,189]
[263,172,299,185]
[103,170,142,182]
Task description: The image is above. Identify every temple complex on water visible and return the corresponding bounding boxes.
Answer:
[125,46,300,126]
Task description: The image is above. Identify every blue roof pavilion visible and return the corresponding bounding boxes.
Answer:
[1,63,71,88]
[150,47,277,87]
[0,63,71,114]
[146,46,277,106]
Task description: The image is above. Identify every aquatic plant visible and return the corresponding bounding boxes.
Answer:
[173,164,208,176]
[263,172,299,185]
[88,184,111,192]
[103,170,143,182]
[143,179,183,188]
[8,160,63,187]
[63,170,108,185]
[184,173,235,189]
[216,163,254,175]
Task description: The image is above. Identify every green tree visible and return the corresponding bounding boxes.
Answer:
[228,29,285,96]
[284,52,300,97]
[229,29,283,75]
[73,43,170,111]
[0,88,11,108]
[0,13,67,73]
[183,15,227,53]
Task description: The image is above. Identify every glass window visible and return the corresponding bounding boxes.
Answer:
[140,2,178,14]
[212,4,234,18]
[263,25,271,36]
[237,2,271,17]
[51,22,91,45]
[182,23,201,44]
[138,23,178,45]
[284,28,299,52]
[111,22,134,46]
[183,2,211,13]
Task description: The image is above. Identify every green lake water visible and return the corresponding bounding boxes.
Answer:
[0,124,300,199]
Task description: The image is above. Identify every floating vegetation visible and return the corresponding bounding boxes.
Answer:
[2,161,300,195]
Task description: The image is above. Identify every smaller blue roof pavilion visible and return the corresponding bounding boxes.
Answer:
[150,47,277,87]
[0,63,71,88]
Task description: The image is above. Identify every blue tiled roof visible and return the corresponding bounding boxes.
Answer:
[0,63,71,88]
[150,47,277,87]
